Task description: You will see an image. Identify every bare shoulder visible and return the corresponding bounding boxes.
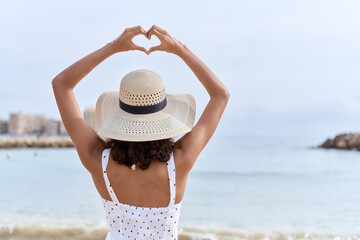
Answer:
[81,143,107,177]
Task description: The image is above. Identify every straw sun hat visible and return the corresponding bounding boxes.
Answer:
[95,69,196,142]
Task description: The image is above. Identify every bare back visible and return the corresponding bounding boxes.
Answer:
[91,147,188,207]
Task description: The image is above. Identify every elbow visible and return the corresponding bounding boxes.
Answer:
[51,76,60,90]
[51,77,65,96]
[223,88,230,100]
[212,88,230,104]
[51,75,65,91]
[219,88,230,102]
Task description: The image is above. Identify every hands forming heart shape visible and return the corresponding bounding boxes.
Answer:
[110,25,184,56]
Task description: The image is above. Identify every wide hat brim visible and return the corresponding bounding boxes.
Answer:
[95,91,196,142]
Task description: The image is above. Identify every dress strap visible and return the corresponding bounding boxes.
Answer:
[102,148,119,203]
[166,152,176,207]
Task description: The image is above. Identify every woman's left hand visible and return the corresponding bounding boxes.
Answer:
[109,26,148,54]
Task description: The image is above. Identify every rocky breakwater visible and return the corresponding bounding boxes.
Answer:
[318,133,360,150]
[0,138,75,148]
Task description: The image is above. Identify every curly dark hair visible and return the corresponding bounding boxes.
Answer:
[105,138,175,170]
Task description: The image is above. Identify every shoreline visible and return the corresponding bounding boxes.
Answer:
[1,219,359,240]
[0,138,74,148]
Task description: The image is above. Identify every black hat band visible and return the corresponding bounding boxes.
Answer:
[119,98,167,114]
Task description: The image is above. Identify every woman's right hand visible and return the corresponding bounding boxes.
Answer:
[147,25,186,55]
[109,26,148,54]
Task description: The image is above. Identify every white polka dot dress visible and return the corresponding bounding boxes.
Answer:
[101,148,182,240]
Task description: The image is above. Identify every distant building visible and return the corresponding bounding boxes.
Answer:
[9,112,46,136]
[9,112,27,135]
[44,119,59,136]
[84,107,96,131]
[7,112,71,137]
[25,115,46,135]
[0,120,8,134]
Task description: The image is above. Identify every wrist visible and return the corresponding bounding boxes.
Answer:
[174,43,190,57]
[103,42,119,55]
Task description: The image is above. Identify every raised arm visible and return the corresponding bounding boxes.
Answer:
[147,25,230,173]
[52,26,148,173]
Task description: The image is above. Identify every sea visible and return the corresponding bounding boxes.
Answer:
[1,133,360,240]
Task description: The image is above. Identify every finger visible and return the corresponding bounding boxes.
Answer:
[129,28,147,37]
[147,29,164,40]
[147,25,167,36]
[148,45,163,54]
[147,25,155,36]
[147,25,165,39]
[125,25,143,33]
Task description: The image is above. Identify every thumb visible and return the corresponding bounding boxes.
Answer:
[148,45,162,54]
[131,44,148,54]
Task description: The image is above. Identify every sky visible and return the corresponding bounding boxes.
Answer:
[1,0,360,138]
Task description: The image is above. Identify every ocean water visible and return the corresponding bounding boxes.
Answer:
[1,133,360,240]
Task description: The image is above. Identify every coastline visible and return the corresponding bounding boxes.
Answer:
[0,137,74,148]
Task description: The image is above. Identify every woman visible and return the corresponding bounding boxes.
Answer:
[52,25,229,240]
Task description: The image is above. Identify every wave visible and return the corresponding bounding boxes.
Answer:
[1,218,360,240]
